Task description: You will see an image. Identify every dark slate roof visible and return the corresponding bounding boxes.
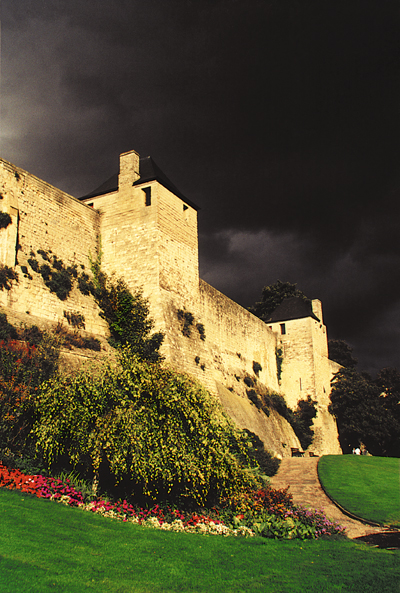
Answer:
[79,156,199,210]
[267,297,320,323]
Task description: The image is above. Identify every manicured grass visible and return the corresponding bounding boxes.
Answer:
[318,455,400,527]
[0,488,399,593]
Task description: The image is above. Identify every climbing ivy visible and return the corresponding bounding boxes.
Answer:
[275,346,283,383]
[90,255,164,362]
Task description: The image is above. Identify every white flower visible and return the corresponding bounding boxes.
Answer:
[142,516,162,529]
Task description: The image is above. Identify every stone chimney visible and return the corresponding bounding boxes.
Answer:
[118,149,140,190]
[311,299,323,323]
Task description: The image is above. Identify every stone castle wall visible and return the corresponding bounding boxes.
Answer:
[0,157,107,336]
[0,151,341,457]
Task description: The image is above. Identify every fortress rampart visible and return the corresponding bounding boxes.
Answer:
[0,150,341,457]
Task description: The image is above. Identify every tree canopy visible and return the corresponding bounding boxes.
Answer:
[249,280,308,322]
[33,348,260,504]
[329,367,400,457]
[328,339,358,368]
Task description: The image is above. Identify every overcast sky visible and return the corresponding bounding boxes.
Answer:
[1,0,399,375]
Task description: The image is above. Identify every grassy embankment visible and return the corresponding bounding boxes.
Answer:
[318,455,400,527]
[0,488,399,593]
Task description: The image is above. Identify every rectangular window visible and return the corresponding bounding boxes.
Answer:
[280,323,286,335]
[142,187,151,206]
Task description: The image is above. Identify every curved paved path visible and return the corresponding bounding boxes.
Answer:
[270,458,384,539]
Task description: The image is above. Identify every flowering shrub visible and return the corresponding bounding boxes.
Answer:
[220,485,293,517]
[283,506,346,538]
[0,462,345,540]
[218,485,344,539]
[0,334,60,454]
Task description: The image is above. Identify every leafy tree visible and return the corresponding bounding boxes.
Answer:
[328,339,357,368]
[249,280,307,321]
[329,367,399,456]
[33,348,260,505]
[375,367,400,457]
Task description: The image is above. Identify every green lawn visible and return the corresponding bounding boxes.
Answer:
[0,488,399,593]
[318,455,400,527]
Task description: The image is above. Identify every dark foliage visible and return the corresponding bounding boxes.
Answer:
[77,273,94,296]
[0,265,18,291]
[0,212,12,229]
[328,339,358,368]
[0,336,60,454]
[247,389,263,410]
[27,258,40,272]
[37,249,51,262]
[249,280,308,322]
[20,325,44,345]
[244,375,255,388]
[250,386,317,450]
[177,309,194,337]
[91,263,164,362]
[37,258,74,300]
[46,268,73,300]
[20,266,32,279]
[329,367,400,456]
[261,390,292,421]
[39,263,51,282]
[275,347,283,383]
[64,310,85,329]
[253,361,262,376]
[242,429,281,477]
[29,250,90,300]
[0,313,18,341]
[291,396,317,450]
[196,322,206,341]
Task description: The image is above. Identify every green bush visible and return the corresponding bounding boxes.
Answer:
[33,348,260,505]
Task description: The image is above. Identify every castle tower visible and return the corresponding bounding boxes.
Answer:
[79,150,200,331]
[268,297,341,454]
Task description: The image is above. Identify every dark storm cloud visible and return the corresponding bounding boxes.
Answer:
[1,0,399,372]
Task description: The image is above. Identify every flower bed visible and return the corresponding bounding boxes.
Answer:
[0,462,345,539]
